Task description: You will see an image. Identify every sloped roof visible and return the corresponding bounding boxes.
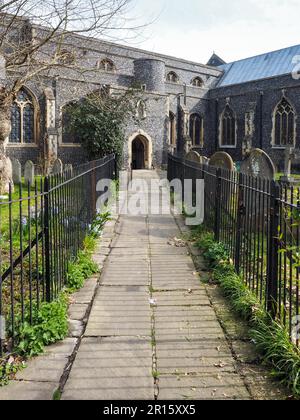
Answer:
[207,53,226,67]
[217,44,300,87]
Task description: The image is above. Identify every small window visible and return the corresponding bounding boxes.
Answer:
[169,112,176,146]
[191,77,204,88]
[10,87,37,144]
[273,98,296,147]
[220,105,236,147]
[189,114,203,146]
[98,58,115,72]
[166,71,179,83]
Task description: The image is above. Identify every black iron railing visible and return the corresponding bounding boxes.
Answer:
[168,153,300,346]
[0,155,116,355]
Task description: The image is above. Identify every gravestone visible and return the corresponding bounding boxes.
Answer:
[185,151,201,164]
[24,160,35,186]
[201,156,209,166]
[240,148,275,180]
[209,152,234,171]
[12,158,21,184]
[240,149,275,224]
[65,164,73,173]
[52,158,63,174]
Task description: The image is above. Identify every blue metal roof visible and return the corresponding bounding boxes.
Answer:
[217,44,300,87]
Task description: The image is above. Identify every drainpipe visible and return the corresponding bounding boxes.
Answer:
[215,99,219,152]
[259,91,264,150]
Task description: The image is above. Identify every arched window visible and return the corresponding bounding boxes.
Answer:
[98,58,115,72]
[62,102,81,144]
[59,49,76,65]
[136,100,147,119]
[191,77,204,88]
[189,114,203,146]
[10,88,37,144]
[273,98,296,146]
[220,105,236,147]
[166,71,179,83]
[169,112,176,146]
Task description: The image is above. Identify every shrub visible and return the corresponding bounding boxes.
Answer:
[90,211,112,238]
[66,261,86,291]
[66,244,99,292]
[13,294,68,357]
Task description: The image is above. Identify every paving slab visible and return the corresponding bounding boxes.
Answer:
[62,337,153,400]
[158,374,251,400]
[0,381,58,401]
[68,304,88,321]
[60,171,252,401]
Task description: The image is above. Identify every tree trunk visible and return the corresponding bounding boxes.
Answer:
[0,87,13,193]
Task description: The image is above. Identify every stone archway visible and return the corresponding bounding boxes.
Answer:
[128,131,153,170]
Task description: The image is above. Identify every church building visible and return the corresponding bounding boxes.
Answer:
[3,17,300,172]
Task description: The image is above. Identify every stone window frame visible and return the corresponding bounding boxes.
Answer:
[191,77,204,88]
[271,96,297,149]
[97,58,116,73]
[189,113,204,147]
[219,104,237,149]
[8,86,40,147]
[169,111,177,147]
[166,71,179,84]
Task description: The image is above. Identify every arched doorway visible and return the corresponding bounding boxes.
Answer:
[128,131,153,170]
[132,137,146,169]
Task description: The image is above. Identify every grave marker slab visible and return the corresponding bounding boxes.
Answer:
[12,158,21,184]
[24,161,34,186]
[65,164,73,173]
[209,152,234,171]
[185,151,201,164]
[52,159,63,174]
[240,149,275,180]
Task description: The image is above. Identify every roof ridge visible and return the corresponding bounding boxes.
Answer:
[222,43,300,67]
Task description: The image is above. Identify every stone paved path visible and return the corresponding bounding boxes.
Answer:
[62,170,251,400]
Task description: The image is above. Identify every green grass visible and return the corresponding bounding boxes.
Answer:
[276,173,300,182]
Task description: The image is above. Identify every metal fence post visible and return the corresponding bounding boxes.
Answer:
[214,168,222,242]
[267,180,280,317]
[182,156,185,207]
[114,155,119,181]
[235,172,244,273]
[43,176,51,303]
[91,161,97,221]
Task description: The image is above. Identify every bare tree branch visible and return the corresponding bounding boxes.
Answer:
[0,0,151,99]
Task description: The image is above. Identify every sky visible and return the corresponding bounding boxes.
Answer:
[123,0,300,64]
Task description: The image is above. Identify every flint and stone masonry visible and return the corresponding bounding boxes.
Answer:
[4,18,300,172]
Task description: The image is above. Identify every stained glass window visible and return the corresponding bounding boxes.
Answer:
[23,103,34,143]
[274,98,295,146]
[9,88,36,144]
[189,114,203,146]
[220,105,236,146]
[10,102,21,143]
